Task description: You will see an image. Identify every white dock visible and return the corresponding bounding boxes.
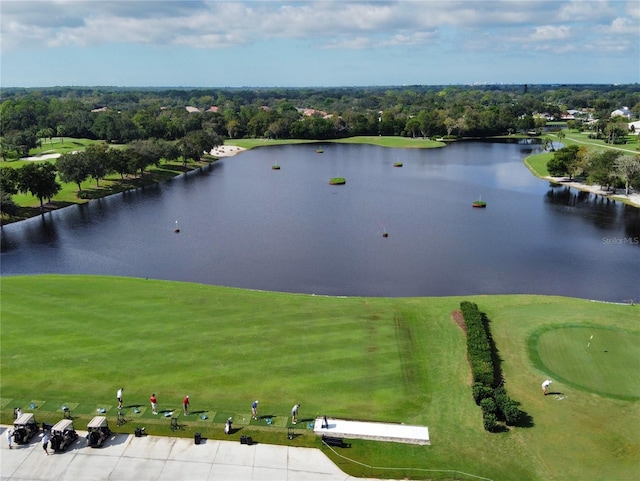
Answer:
[314,417,430,445]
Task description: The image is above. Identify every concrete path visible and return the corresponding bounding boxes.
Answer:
[1,426,383,481]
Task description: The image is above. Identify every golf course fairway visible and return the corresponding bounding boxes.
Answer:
[1,275,638,481]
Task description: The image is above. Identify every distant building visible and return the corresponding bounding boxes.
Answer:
[611,107,632,119]
[185,106,201,113]
[91,106,108,113]
[206,106,219,113]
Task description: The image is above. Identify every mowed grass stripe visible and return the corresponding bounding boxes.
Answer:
[3,276,639,481]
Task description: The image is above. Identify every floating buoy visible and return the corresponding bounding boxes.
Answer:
[174,220,180,233]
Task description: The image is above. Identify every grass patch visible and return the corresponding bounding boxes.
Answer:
[2,276,639,480]
[225,136,446,150]
[528,325,640,400]
[329,136,446,149]
[523,152,553,177]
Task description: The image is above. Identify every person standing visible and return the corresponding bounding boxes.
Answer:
[183,395,190,415]
[542,379,552,395]
[291,404,300,424]
[117,387,124,409]
[150,394,157,414]
[251,400,259,420]
[6,428,13,449]
[42,430,50,455]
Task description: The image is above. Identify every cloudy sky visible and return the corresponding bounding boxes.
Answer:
[1,0,638,87]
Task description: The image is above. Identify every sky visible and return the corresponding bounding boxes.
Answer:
[1,0,639,88]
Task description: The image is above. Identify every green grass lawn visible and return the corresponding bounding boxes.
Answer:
[1,275,638,480]
[525,129,640,179]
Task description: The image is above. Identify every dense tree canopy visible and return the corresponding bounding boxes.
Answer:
[1,84,639,220]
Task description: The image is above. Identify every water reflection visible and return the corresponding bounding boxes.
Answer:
[1,142,638,302]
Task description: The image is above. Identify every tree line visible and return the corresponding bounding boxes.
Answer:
[1,84,639,219]
[2,84,639,157]
[547,145,640,193]
[0,132,220,216]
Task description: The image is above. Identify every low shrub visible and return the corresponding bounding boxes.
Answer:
[482,412,498,432]
[472,382,494,405]
[480,397,497,416]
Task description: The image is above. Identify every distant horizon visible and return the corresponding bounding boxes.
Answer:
[3,82,639,90]
[1,1,638,88]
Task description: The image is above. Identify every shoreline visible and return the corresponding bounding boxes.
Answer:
[544,176,640,208]
[210,145,247,157]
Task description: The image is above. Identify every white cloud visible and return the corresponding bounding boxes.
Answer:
[557,0,616,22]
[529,25,572,42]
[597,17,639,35]
[1,0,637,59]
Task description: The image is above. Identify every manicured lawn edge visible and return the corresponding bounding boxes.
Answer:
[2,275,639,481]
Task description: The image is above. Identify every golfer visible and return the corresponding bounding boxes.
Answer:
[117,387,123,409]
[150,393,157,415]
[542,379,552,395]
[291,404,300,424]
[252,400,259,420]
[42,430,50,455]
[183,395,190,415]
[6,428,13,449]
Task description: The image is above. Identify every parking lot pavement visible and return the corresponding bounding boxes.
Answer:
[0,426,371,481]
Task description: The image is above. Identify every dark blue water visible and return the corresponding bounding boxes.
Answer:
[2,141,639,302]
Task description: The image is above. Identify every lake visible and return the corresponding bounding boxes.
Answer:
[1,141,639,302]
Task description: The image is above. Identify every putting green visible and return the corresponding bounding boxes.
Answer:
[530,325,640,400]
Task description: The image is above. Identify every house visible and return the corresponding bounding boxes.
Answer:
[206,106,219,113]
[91,106,108,113]
[185,106,201,113]
[611,107,632,119]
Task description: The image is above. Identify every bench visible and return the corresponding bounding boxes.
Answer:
[322,435,351,448]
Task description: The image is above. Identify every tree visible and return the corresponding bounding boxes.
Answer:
[36,127,55,146]
[4,130,38,158]
[586,150,619,190]
[614,155,640,194]
[604,122,628,144]
[127,139,164,176]
[17,162,61,210]
[84,143,111,186]
[107,148,132,179]
[0,191,18,217]
[56,125,66,144]
[1,165,21,216]
[547,145,580,178]
[57,151,90,191]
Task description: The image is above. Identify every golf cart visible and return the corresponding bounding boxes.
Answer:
[50,419,78,452]
[13,413,39,444]
[87,416,111,448]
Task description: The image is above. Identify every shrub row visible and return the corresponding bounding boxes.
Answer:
[460,301,495,387]
[461,302,523,431]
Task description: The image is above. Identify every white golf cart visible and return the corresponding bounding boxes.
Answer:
[87,416,111,448]
[13,413,39,444]
[50,419,78,452]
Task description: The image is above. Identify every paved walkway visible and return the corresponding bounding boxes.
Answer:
[1,426,383,481]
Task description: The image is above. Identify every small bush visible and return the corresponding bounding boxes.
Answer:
[502,398,522,425]
[472,382,494,405]
[482,412,498,432]
[480,397,497,416]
